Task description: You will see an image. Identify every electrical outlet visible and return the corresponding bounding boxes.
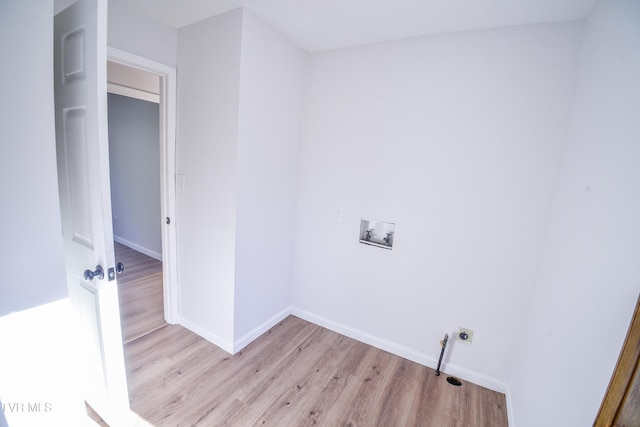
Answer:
[458,327,474,344]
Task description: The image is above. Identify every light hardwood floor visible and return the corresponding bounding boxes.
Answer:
[124,317,508,426]
[115,242,165,343]
[96,243,508,426]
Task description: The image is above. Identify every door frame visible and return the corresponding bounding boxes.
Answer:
[107,47,178,324]
[594,294,640,425]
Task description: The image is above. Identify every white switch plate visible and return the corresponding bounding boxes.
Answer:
[334,207,344,222]
[177,173,185,191]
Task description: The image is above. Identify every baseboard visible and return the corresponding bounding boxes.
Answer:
[177,305,509,395]
[290,306,509,394]
[114,235,162,261]
[506,383,515,426]
[233,307,292,354]
[177,315,234,354]
[442,361,509,395]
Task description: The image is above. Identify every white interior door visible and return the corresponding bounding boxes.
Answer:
[54,0,130,423]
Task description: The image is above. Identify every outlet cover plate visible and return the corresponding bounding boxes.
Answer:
[458,327,474,344]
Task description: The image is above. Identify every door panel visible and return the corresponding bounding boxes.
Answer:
[61,106,95,249]
[54,0,130,423]
[75,279,107,391]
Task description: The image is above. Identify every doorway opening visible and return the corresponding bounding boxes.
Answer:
[107,62,164,342]
[107,48,178,334]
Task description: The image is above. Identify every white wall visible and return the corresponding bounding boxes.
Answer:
[292,22,584,390]
[176,9,243,348]
[0,1,67,316]
[108,93,162,259]
[233,9,307,343]
[176,8,307,350]
[107,0,177,67]
[509,0,640,425]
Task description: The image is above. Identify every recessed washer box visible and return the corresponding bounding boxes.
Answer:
[359,219,395,250]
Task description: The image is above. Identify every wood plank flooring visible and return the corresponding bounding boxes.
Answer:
[97,243,508,426]
[115,242,165,343]
[124,317,508,426]
[115,242,162,284]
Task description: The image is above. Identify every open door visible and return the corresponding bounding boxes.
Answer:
[54,0,130,423]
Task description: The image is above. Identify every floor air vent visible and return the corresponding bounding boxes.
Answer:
[446,376,462,386]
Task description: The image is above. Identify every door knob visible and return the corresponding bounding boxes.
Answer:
[116,262,125,275]
[84,265,104,281]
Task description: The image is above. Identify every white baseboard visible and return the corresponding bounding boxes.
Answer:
[177,305,509,397]
[232,307,292,354]
[506,383,515,427]
[177,308,292,356]
[290,307,509,394]
[114,235,162,261]
[177,315,234,354]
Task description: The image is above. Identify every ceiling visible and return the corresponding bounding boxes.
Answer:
[121,0,598,52]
